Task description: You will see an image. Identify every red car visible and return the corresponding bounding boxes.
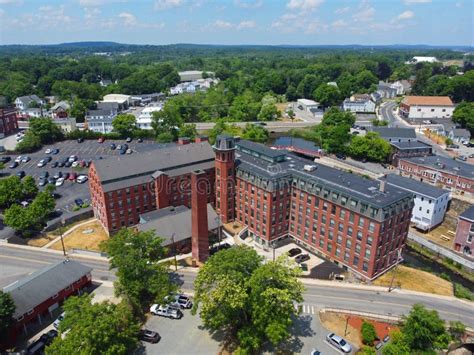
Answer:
[68,172,77,181]
[98,137,105,143]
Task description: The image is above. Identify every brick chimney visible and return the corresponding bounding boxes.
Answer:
[195,135,208,143]
[178,137,190,145]
[191,170,209,263]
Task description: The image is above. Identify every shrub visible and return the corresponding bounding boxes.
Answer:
[439,273,451,281]
[361,321,377,345]
[448,321,466,341]
[454,283,474,300]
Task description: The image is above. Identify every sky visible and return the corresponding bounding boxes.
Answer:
[0,0,472,46]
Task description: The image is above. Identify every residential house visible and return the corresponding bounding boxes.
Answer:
[99,79,113,87]
[54,116,77,132]
[3,260,92,342]
[377,82,398,99]
[454,205,474,259]
[51,101,70,119]
[169,78,218,96]
[342,94,376,113]
[85,109,117,134]
[137,105,162,130]
[399,96,455,119]
[380,174,451,231]
[14,95,44,111]
[397,155,474,197]
[448,128,471,143]
[370,91,383,105]
[23,108,43,118]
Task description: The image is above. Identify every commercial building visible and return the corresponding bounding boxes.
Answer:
[3,260,92,341]
[342,94,376,113]
[399,96,454,119]
[0,107,19,137]
[137,106,162,130]
[178,70,215,82]
[297,99,320,112]
[102,94,131,108]
[380,174,451,231]
[272,137,322,159]
[398,155,474,197]
[89,136,414,280]
[408,56,438,64]
[454,205,474,259]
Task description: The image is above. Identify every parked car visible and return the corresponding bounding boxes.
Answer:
[295,254,310,263]
[77,137,84,143]
[48,177,56,185]
[52,148,59,155]
[9,161,18,169]
[469,154,474,158]
[64,161,72,168]
[0,156,11,163]
[55,177,65,187]
[310,350,321,355]
[457,155,467,161]
[209,242,232,255]
[14,155,23,163]
[126,148,132,154]
[52,161,59,168]
[53,312,65,329]
[150,304,183,319]
[39,171,49,179]
[76,175,88,184]
[71,161,79,168]
[98,137,105,143]
[326,333,352,353]
[287,247,302,257]
[68,155,77,163]
[63,172,70,180]
[447,144,460,149]
[21,156,30,163]
[39,329,58,345]
[26,339,46,355]
[165,294,193,309]
[119,148,126,155]
[139,329,161,343]
[110,143,116,150]
[45,148,52,154]
[137,138,143,143]
[45,156,52,162]
[126,137,132,143]
[68,172,77,181]
[16,170,25,179]
[38,178,47,187]
[335,153,346,160]
[74,198,84,207]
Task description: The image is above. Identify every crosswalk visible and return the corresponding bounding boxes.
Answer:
[294,303,318,315]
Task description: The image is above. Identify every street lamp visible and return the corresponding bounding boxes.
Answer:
[388,249,403,292]
[171,233,177,271]
[60,218,67,258]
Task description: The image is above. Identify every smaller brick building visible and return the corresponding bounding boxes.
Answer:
[454,205,474,259]
[0,107,19,138]
[3,260,92,342]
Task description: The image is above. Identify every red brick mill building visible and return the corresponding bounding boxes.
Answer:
[90,136,414,280]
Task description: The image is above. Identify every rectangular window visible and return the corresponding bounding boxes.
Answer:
[368,222,375,233]
[346,239,352,249]
[319,239,324,248]
[365,248,371,259]
[358,217,365,228]
[344,251,350,262]
[353,256,359,266]
[347,227,353,236]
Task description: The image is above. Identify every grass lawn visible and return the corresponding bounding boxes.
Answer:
[49,219,109,252]
[26,234,57,247]
[373,265,453,296]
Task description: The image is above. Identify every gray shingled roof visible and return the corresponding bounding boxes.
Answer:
[459,205,474,222]
[400,155,474,180]
[94,141,215,185]
[137,204,219,245]
[236,139,286,159]
[451,128,471,139]
[371,127,417,139]
[3,260,92,319]
[390,140,432,150]
[380,174,449,199]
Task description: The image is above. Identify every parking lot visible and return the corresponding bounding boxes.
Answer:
[1,138,171,237]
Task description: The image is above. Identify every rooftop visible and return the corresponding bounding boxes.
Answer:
[3,260,92,319]
[297,98,319,106]
[459,205,474,222]
[400,155,474,180]
[236,140,412,209]
[380,174,449,199]
[370,127,417,139]
[236,139,286,163]
[273,137,321,155]
[137,204,219,244]
[402,96,454,106]
[93,142,215,191]
[390,140,432,150]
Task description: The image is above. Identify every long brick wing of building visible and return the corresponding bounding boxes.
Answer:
[89,136,414,281]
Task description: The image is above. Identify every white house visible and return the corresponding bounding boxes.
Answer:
[15,95,44,111]
[342,94,376,113]
[381,174,451,231]
[400,96,455,119]
[137,106,162,130]
[85,109,117,134]
[297,99,320,112]
[448,128,471,143]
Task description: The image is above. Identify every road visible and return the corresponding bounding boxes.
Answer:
[1,244,473,327]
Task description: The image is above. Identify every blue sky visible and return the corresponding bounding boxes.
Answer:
[0,0,472,45]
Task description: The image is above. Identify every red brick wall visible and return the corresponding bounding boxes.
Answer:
[0,108,19,136]
[191,171,210,262]
[215,150,235,223]
[454,218,473,255]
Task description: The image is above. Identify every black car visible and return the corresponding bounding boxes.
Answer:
[52,148,59,155]
[0,156,11,163]
[45,156,52,162]
[38,178,47,187]
[16,171,25,179]
[335,153,346,160]
[48,177,56,184]
[295,254,310,263]
[9,161,18,169]
[39,329,58,345]
[74,198,84,207]
[63,172,70,180]
[110,143,116,150]
[288,247,302,257]
[40,171,49,179]
[119,149,126,155]
[65,161,72,167]
[210,243,232,255]
[53,171,63,179]
[77,137,84,143]
[137,138,143,143]
[26,339,46,355]
[52,161,59,168]
[58,161,65,167]
[126,137,132,143]
[139,329,161,343]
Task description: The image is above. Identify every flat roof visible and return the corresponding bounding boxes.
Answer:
[390,140,432,150]
[459,205,474,222]
[236,140,286,160]
[380,174,449,199]
[371,127,417,139]
[400,155,474,181]
[273,137,320,153]
[297,99,319,106]
[402,96,454,106]
[4,260,92,319]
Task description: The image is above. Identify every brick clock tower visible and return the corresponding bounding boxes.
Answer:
[213,135,236,224]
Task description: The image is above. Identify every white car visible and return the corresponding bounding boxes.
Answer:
[76,175,88,184]
[21,156,30,163]
[68,155,77,163]
[37,159,46,167]
[150,304,182,319]
[14,156,23,163]
[45,148,52,154]
[55,177,65,187]
[71,161,79,168]
[326,333,352,353]
[53,312,65,329]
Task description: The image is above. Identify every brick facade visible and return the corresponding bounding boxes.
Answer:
[0,107,18,137]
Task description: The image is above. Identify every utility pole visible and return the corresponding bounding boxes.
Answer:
[388,248,403,292]
[171,233,177,271]
[344,316,350,336]
[60,218,67,258]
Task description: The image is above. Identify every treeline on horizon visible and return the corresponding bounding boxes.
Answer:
[0,45,473,124]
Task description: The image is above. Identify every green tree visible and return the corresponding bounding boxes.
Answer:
[178,123,198,140]
[112,114,137,137]
[401,304,450,352]
[102,228,175,314]
[16,131,42,153]
[0,175,24,208]
[287,109,295,122]
[349,132,392,162]
[382,330,410,355]
[361,321,377,345]
[297,74,322,99]
[207,119,242,144]
[242,124,269,143]
[257,102,279,121]
[452,101,474,135]
[46,295,139,355]
[22,176,38,198]
[3,204,30,233]
[151,107,182,140]
[313,84,342,107]
[28,117,64,144]
[0,290,15,342]
[193,246,304,353]
[448,320,466,342]
[229,91,262,121]
[371,119,389,127]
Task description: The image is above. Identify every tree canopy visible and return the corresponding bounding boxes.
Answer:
[112,113,137,137]
[0,291,15,342]
[349,131,392,162]
[192,246,304,353]
[452,101,474,135]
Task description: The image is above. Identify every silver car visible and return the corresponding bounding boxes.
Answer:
[326,333,352,353]
[150,304,182,319]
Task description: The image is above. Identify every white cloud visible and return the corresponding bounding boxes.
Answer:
[211,19,256,30]
[286,0,324,11]
[403,0,431,4]
[118,12,137,26]
[331,19,348,28]
[237,20,256,29]
[234,0,262,9]
[335,6,349,14]
[305,20,328,34]
[396,10,414,20]
[352,6,375,22]
[154,0,182,11]
[84,7,101,20]
[79,0,104,6]
[214,19,234,29]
